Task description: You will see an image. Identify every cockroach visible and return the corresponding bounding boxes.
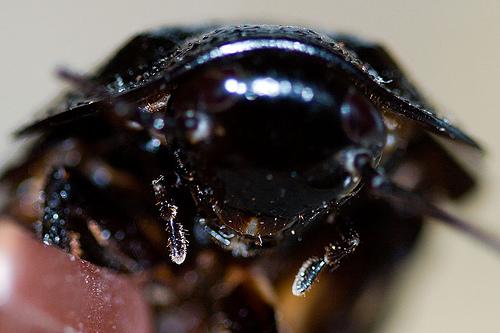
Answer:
[1,24,497,332]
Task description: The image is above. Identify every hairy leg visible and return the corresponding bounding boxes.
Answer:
[41,166,139,271]
[152,173,188,265]
[292,225,360,296]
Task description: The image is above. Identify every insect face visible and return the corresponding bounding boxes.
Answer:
[167,49,387,247]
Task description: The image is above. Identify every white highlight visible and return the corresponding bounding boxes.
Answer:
[225,77,315,102]
[0,252,13,306]
[224,79,239,93]
[224,78,247,95]
[251,77,280,97]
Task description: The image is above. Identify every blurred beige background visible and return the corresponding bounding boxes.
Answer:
[0,0,499,332]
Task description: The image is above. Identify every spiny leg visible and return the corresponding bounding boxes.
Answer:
[41,167,73,250]
[292,226,360,296]
[152,174,188,265]
[41,166,138,271]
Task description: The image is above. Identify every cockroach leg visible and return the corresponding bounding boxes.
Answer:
[292,227,360,296]
[41,166,138,271]
[152,174,188,265]
[41,167,75,251]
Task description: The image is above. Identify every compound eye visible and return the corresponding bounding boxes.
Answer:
[168,51,387,238]
[340,89,387,157]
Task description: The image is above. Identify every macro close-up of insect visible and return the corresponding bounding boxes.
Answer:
[0,3,499,332]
